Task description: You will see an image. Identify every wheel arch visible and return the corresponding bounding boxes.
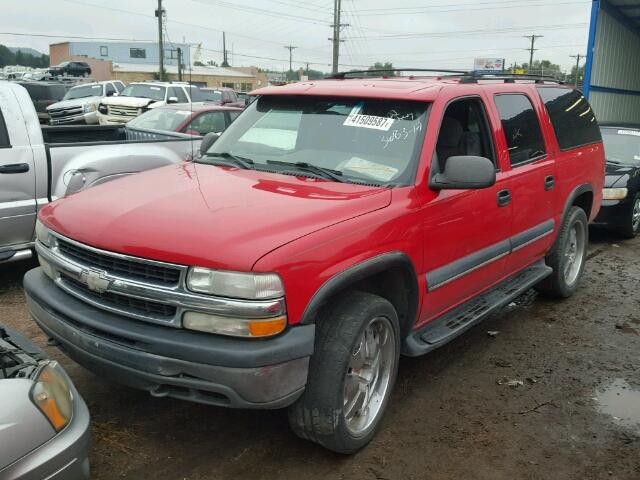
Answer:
[564,184,594,221]
[300,252,419,339]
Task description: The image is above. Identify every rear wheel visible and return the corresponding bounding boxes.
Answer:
[536,206,588,298]
[288,291,400,453]
[617,194,640,239]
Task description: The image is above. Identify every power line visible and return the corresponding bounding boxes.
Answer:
[354,0,589,15]
[0,31,156,42]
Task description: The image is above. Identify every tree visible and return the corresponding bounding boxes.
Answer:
[367,62,395,76]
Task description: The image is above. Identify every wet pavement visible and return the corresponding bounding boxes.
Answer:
[1,228,639,480]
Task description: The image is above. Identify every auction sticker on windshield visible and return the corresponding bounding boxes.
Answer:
[344,104,394,131]
[618,130,640,136]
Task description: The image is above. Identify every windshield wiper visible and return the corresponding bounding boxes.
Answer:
[266,160,345,182]
[206,152,255,169]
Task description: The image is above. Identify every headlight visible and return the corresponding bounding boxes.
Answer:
[603,187,628,200]
[30,361,73,432]
[98,104,108,114]
[186,268,284,300]
[83,103,97,113]
[183,311,286,337]
[35,219,53,247]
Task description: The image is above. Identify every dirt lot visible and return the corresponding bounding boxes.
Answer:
[1,230,639,480]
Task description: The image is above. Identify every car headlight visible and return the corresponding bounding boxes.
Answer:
[186,268,284,300]
[98,104,108,114]
[35,219,53,247]
[30,361,73,432]
[183,311,287,337]
[83,103,97,113]
[603,187,628,200]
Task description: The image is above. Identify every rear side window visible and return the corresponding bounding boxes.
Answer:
[494,94,546,166]
[537,87,601,150]
[0,108,10,147]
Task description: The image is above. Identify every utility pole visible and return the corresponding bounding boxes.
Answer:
[155,0,165,80]
[330,0,348,74]
[570,53,584,87]
[284,45,297,72]
[177,47,182,81]
[523,34,543,73]
[222,32,229,67]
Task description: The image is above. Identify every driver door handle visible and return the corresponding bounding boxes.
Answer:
[0,163,29,174]
[544,175,555,191]
[497,189,511,207]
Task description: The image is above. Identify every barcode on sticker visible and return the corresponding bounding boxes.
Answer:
[344,114,394,131]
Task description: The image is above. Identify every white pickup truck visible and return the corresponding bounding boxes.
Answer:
[0,81,204,264]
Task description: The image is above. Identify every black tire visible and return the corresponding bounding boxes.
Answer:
[288,291,400,454]
[536,206,588,298]
[616,193,640,239]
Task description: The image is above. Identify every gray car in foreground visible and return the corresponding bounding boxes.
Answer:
[0,325,89,480]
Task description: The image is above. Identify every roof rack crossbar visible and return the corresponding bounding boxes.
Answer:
[326,68,468,79]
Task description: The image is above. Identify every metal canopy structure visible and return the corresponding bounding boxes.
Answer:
[584,0,640,122]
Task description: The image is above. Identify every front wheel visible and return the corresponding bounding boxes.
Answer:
[617,193,640,239]
[288,291,400,453]
[536,206,588,298]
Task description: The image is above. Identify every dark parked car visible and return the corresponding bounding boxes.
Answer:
[593,124,640,237]
[49,61,92,78]
[16,81,70,124]
[127,102,243,136]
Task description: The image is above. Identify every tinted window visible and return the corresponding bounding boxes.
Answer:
[185,111,227,135]
[0,108,10,147]
[22,84,67,101]
[494,94,546,166]
[537,87,601,150]
[105,83,116,96]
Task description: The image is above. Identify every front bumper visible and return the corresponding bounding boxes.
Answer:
[98,114,136,125]
[0,368,90,480]
[592,198,633,228]
[24,268,314,409]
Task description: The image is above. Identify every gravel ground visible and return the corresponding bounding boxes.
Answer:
[1,229,639,480]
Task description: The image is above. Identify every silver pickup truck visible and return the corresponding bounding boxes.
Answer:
[0,81,203,264]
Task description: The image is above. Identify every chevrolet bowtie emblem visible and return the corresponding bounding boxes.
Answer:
[80,269,111,293]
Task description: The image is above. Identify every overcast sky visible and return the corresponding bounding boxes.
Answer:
[1,0,593,73]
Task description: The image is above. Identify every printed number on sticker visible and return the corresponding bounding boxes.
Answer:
[344,114,394,131]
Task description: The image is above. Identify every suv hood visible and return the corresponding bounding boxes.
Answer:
[47,95,103,110]
[605,162,638,188]
[102,96,161,108]
[40,163,392,271]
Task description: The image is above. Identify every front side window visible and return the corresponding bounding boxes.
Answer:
[537,87,601,151]
[105,83,116,96]
[130,48,146,59]
[119,84,166,101]
[203,96,428,185]
[114,81,125,93]
[494,94,546,166]
[169,86,188,103]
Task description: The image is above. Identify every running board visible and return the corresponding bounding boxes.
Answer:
[402,261,552,357]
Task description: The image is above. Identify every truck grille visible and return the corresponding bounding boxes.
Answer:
[57,238,181,286]
[107,105,140,118]
[61,274,177,320]
[49,106,83,119]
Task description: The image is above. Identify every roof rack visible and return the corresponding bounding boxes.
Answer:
[326,68,564,85]
[326,68,467,79]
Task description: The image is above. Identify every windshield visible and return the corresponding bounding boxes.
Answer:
[601,128,640,165]
[200,90,223,102]
[204,96,428,185]
[64,84,104,100]
[128,108,193,132]
[120,84,166,101]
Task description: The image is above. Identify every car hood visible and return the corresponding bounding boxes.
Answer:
[102,96,160,108]
[604,162,638,188]
[47,95,103,110]
[40,163,392,271]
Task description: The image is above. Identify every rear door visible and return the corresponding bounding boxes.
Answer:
[488,89,557,273]
[0,90,37,251]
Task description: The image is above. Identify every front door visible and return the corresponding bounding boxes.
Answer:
[419,95,513,326]
[0,98,37,252]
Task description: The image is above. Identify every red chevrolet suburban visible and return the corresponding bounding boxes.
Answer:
[25,71,605,453]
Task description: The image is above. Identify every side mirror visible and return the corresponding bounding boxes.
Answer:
[430,156,496,190]
[200,132,220,156]
[167,96,179,104]
[106,90,115,97]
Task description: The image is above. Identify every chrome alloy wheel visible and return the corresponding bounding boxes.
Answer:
[343,316,396,436]
[563,222,586,285]
[632,197,640,233]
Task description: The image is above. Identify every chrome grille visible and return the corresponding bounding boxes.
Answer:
[57,238,181,286]
[107,105,139,117]
[49,106,83,119]
[61,273,177,320]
